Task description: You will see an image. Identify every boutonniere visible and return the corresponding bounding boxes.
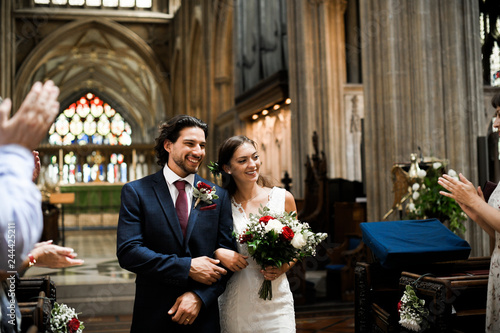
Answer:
[193,181,219,208]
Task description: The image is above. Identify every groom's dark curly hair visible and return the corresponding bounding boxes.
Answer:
[154,115,208,167]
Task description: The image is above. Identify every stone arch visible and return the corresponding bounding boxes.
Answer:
[15,18,170,143]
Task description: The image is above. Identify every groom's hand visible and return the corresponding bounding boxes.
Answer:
[189,256,227,285]
[168,292,202,325]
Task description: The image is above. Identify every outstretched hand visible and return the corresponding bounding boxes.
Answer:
[30,240,84,268]
[0,81,60,150]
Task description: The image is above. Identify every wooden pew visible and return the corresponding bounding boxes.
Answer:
[16,276,56,332]
[355,257,490,333]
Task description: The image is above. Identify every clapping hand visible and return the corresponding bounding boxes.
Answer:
[438,173,483,205]
[0,81,59,150]
[30,240,84,268]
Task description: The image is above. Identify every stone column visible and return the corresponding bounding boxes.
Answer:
[287,0,347,197]
[360,0,486,255]
[0,1,13,101]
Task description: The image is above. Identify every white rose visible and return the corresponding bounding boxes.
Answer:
[413,191,420,200]
[291,233,307,249]
[265,219,284,234]
[407,202,416,212]
[304,230,314,239]
[412,183,420,191]
[433,162,442,169]
[448,169,457,178]
[417,169,427,178]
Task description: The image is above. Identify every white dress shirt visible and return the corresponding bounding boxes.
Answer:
[163,164,195,218]
[0,145,43,272]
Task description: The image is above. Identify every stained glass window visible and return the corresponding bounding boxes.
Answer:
[480,3,500,86]
[48,93,132,146]
[33,0,152,8]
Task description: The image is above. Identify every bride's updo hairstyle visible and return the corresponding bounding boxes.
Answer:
[217,135,272,195]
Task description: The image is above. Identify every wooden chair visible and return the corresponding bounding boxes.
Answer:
[326,233,368,301]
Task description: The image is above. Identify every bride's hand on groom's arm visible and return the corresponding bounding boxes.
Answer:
[214,248,248,272]
[189,256,227,285]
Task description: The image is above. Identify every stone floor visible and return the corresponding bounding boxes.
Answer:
[25,227,355,332]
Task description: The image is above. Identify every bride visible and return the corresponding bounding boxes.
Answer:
[214,135,297,333]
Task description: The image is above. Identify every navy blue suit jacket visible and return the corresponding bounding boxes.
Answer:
[116,170,235,332]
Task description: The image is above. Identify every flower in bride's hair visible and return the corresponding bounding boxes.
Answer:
[207,161,221,177]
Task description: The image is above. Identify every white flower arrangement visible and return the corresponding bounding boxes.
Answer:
[47,301,85,333]
[398,285,428,332]
[406,161,466,234]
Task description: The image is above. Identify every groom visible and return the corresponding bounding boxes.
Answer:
[117,115,236,332]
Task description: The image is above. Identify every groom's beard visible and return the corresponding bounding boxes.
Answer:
[172,154,203,176]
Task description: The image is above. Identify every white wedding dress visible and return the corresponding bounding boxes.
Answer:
[219,187,296,333]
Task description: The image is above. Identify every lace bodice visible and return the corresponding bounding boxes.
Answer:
[219,187,295,333]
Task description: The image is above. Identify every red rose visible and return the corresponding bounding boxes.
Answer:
[239,232,254,244]
[197,182,212,191]
[397,301,402,312]
[280,226,294,241]
[68,318,80,333]
[259,216,274,224]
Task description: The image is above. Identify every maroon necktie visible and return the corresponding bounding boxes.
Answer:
[174,180,188,237]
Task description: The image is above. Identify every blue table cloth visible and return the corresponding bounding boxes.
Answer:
[360,219,471,268]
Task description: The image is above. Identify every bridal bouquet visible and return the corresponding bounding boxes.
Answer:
[237,206,328,300]
[47,302,85,333]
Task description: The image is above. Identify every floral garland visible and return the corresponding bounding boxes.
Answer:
[398,284,428,332]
